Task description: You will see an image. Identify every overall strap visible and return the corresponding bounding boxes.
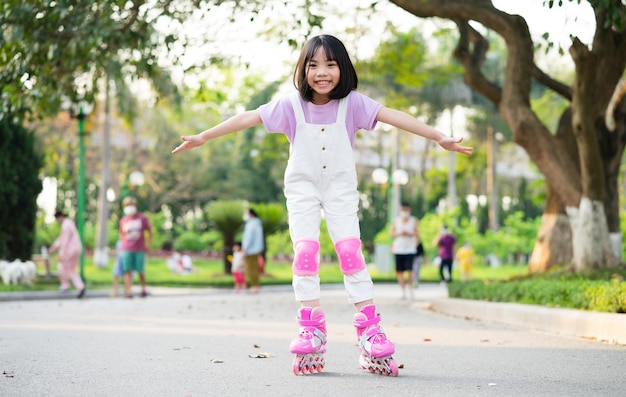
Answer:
[336,95,349,123]
[289,92,306,123]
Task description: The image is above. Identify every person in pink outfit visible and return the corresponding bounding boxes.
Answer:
[49,210,85,299]
[172,34,473,376]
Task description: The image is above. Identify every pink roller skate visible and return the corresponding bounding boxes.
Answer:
[289,307,327,375]
[353,305,398,376]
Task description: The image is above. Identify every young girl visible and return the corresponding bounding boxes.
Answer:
[230,242,247,293]
[172,34,472,377]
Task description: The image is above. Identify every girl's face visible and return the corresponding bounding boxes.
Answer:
[306,47,340,104]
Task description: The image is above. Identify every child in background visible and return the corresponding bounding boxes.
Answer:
[172,34,472,377]
[456,242,475,281]
[110,240,123,297]
[231,242,246,293]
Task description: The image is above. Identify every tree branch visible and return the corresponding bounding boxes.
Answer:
[453,20,501,105]
[532,65,572,100]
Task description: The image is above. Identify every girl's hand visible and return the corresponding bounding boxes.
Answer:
[438,135,473,156]
[171,135,205,154]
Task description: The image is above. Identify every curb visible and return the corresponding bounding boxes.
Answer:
[429,297,626,345]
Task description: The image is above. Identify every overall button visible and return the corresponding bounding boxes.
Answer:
[322,165,327,169]
[321,127,325,132]
[322,147,326,151]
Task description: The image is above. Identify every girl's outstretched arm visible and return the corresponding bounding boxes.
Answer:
[376,107,473,156]
[172,110,263,154]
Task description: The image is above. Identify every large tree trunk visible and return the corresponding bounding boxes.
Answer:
[566,197,619,272]
[602,81,626,261]
[529,188,572,273]
[390,0,626,272]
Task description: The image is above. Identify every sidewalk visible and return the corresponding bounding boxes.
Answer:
[1,282,624,345]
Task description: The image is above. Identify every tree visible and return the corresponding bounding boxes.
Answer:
[0,119,42,260]
[389,0,626,272]
[253,203,288,270]
[204,200,245,274]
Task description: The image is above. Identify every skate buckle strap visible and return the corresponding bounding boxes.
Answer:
[359,326,386,345]
[353,313,381,328]
[312,328,327,343]
[298,316,326,327]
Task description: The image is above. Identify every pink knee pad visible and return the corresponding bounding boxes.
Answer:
[292,239,320,276]
[335,237,366,275]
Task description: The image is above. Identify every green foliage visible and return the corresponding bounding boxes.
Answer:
[173,231,214,252]
[253,202,287,236]
[143,212,171,251]
[33,217,57,255]
[531,88,570,132]
[0,119,43,259]
[0,0,202,120]
[449,268,626,313]
[266,229,292,260]
[205,200,245,237]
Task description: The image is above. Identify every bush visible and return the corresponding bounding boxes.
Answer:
[448,268,626,313]
[173,231,215,252]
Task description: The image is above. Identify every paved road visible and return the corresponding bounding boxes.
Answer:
[1,284,624,397]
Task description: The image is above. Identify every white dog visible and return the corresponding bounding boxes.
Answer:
[0,259,37,286]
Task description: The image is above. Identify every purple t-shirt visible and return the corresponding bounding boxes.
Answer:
[257,91,383,147]
[438,234,457,260]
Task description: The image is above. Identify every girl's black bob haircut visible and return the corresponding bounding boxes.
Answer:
[293,35,358,102]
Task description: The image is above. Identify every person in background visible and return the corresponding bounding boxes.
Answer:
[230,241,246,293]
[390,202,419,300]
[110,240,124,297]
[412,241,425,288]
[49,210,85,299]
[119,196,152,298]
[241,208,264,294]
[437,225,457,284]
[456,242,475,281]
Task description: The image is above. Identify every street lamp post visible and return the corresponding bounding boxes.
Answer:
[76,107,86,280]
[372,167,409,273]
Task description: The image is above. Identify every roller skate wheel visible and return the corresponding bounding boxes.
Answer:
[386,358,399,377]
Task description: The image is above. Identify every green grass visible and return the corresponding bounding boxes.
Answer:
[0,256,527,293]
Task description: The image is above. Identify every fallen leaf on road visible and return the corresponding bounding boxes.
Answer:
[249,352,273,358]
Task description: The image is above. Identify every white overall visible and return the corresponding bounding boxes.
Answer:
[286,93,373,303]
